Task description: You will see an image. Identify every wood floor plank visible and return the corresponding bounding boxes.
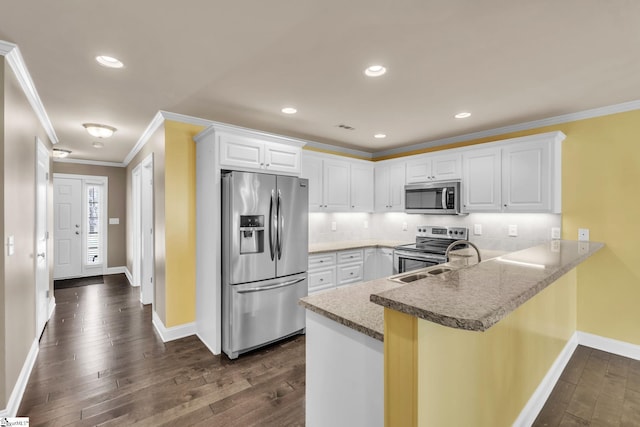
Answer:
[18,274,306,426]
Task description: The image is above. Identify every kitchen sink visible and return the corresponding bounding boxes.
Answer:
[389,266,454,284]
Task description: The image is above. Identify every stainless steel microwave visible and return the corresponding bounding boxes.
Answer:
[404,180,462,214]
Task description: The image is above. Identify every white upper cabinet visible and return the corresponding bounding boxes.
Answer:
[301,152,374,212]
[375,161,405,212]
[462,132,564,213]
[406,153,461,183]
[502,141,548,212]
[462,147,502,212]
[218,131,301,175]
[350,162,374,211]
[323,159,351,211]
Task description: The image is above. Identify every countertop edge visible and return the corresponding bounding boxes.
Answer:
[308,240,409,254]
[371,241,605,332]
[299,299,384,342]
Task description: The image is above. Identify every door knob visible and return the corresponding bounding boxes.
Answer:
[37,252,45,259]
[75,231,80,235]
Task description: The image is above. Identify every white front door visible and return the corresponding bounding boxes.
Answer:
[54,177,82,278]
[35,139,50,336]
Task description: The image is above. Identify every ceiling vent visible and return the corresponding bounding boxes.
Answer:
[336,124,355,131]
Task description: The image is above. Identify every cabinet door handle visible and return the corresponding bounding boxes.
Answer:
[504,204,507,207]
[320,278,324,282]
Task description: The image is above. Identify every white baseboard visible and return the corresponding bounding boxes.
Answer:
[48,296,56,319]
[152,311,196,343]
[516,331,640,426]
[513,332,579,426]
[0,338,39,417]
[105,266,126,276]
[576,331,640,361]
[122,267,134,286]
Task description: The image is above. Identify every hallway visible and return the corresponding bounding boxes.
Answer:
[18,274,305,426]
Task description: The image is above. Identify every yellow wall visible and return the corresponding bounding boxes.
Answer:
[163,120,205,327]
[385,269,577,426]
[379,109,640,344]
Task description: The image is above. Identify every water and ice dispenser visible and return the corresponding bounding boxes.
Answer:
[239,215,265,254]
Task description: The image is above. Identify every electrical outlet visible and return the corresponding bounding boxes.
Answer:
[508,225,518,237]
[331,221,337,231]
[402,222,408,231]
[473,224,482,235]
[578,228,589,241]
[363,221,369,229]
[551,227,561,240]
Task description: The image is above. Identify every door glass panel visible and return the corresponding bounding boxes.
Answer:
[86,184,102,265]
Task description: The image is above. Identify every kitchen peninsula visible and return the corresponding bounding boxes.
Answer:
[300,240,604,427]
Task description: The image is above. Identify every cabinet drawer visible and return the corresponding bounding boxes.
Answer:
[308,268,336,293]
[309,253,337,269]
[337,249,363,264]
[337,263,363,286]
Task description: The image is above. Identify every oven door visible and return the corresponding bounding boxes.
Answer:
[393,250,444,274]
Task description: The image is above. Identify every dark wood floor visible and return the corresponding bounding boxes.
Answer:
[534,345,640,426]
[18,274,306,426]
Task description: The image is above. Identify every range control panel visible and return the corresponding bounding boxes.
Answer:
[416,225,469,240]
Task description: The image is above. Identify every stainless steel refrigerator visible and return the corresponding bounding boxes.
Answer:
[221,171,308,359]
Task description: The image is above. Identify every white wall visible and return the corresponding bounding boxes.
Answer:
[309,212,561,252]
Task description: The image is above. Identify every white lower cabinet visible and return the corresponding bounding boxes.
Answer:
[310,247,395,293]
[308,253,337,294]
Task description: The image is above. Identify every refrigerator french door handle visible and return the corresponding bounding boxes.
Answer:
[236,277,305,294]
[277,190,283,259]
[269,189,276,261]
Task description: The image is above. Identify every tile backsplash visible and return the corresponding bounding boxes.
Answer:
[309,212,561,252]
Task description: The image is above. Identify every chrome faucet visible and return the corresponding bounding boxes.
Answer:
[445,240,482,265]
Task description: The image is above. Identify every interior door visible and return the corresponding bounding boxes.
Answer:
[35,140,50,336]
[54,177,82,278]
[141,157,154,305]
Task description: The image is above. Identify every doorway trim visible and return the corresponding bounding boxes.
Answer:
[140,154,154,305]
[35,137,52,338]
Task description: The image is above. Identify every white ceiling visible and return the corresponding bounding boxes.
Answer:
[1,1,639,163]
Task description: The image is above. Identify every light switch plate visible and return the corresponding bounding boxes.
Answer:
[109,218,120,225]
[473,224,482,235]
[331,221,337,231]
[578,228,589,241]
[7,235,14,256]
[363,221,368,229]
[402,222,408,231]
[508,225,518,237]
[551,227,561,239]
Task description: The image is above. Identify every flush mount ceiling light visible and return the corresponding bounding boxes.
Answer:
[95,55,124,69]
[281,107,298,114]
[364,65,387,77]
[92,141,104,149]
[454,112,472,119]
[83,123,117,138]
[374,133,387,139]
[52,148,71,158]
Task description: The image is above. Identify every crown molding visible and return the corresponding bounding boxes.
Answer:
[373,99,640,159]
[53,157,126,168]
[0,40,59,145]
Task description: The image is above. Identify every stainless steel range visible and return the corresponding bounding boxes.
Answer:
[393,225,469,274]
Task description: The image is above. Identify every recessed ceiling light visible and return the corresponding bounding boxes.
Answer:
[52,148,72,158]
[83,123,117,138]
[281,107,297,114]
[95,55,124,69]
[92,141,104,149]
[374,133,387,139]
[454,112,472,119]
[364,65,387,77]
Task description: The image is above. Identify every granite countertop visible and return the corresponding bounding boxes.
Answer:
[300,240,604,340]
[309,240,410,254]
[371,240,604,331]
[299,278,403,341]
